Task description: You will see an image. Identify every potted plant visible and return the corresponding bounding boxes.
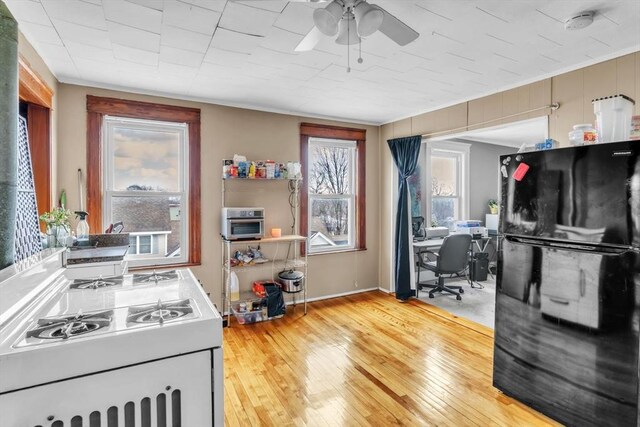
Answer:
[488,199,498,215]
[39,207,72,248]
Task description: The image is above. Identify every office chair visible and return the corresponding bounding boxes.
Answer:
[412,216,426,241]
[416,233,472,300]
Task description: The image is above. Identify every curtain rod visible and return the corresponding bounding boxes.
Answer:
[420,102,560,139]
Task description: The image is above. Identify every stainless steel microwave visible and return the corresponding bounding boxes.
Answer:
[221,208,264,240]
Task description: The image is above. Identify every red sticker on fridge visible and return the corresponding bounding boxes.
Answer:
[512,163,530,181]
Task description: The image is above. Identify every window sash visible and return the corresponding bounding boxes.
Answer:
[103,116,187,192]
[308,194,355,252]
[308,139,356,197]
[431,152,460,197]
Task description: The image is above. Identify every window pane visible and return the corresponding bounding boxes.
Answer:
[408,162,423,217]
[139,236,152,254]
[111,126,182,192]
[128,236,137,254]
[431,197,458,227]
[111,196,182,258]
[309,145,352,195]
[431,156,457,196]
[310,198,350,250]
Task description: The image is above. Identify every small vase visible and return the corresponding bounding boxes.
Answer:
[489,207,498,215]
[46,225,69,248]
[45,225,57,249]
[56,226,69,247]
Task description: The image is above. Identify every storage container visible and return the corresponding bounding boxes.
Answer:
[568,124,597,146]
[231,303,265,325]
[230,296,283,325]
[592,95,635,143]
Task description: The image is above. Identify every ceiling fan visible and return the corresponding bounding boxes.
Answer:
[294,0,419,52]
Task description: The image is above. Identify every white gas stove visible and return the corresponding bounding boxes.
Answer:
[0,250,223,427]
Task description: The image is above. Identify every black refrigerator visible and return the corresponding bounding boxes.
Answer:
[493,140,640,426]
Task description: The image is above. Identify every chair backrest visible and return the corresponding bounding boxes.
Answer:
[411,216,424,235]
[437,234,472,273]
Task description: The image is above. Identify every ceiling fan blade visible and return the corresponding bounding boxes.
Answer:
[371,4,419,46]
[295,26,322,51]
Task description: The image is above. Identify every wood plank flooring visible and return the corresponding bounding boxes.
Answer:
[223,291,559,427]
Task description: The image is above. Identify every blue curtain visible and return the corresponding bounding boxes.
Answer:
[387,135,422,300]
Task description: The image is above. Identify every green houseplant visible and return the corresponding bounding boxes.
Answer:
[488,199,498,215]
[39,207,72,248]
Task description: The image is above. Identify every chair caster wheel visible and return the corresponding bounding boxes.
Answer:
[459,289,464,294]
[456,295,462,301]
[429,294,434,299]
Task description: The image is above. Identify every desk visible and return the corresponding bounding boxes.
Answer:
[413,236,494,290]
[413,238,445,249]
[414,236,495,251]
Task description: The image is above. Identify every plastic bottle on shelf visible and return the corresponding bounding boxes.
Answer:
[229,271,240,301]
[74,211,89,242]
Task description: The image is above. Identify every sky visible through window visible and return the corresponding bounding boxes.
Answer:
[112,126,181,191]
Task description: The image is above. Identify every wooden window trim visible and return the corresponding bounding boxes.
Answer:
[19,57,53,219]
[19,56,53,109]
[26,104,51,220]
[300,123,366,256]
[86,95,201,265]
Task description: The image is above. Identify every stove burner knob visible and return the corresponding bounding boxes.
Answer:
[166,385,171,391]
[47,415,55,421]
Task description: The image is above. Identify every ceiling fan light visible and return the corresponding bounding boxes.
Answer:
[336,12,359,45]
[313,1,343,36]
[354,2,383,37]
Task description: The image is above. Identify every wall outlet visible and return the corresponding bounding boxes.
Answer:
[354,281,358,288]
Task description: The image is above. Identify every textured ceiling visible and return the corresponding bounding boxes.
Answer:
[8,0,640,124]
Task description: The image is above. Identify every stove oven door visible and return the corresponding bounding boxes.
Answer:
[0,350,218,427]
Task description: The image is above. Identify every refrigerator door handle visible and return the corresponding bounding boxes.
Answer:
[580,269,586,297]
[549,298,570,305]
[504,235,631,256]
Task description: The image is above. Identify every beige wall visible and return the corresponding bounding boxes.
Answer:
[16,34,640,300]
[56,84,380,308]
[385,52,640,145]
[379,52,640,291]
[17,32,58,207]
[549,54,640,144]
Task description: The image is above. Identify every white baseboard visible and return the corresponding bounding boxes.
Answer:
[377,286,392,294]
[289,286,380,304]
[221,286,382,316]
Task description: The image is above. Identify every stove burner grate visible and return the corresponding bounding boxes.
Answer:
[132,270,179,284]
[127,299,192,324]
[26,310,113,340]
[70,275,124,290]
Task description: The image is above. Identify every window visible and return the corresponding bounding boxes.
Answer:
[428,142,469,227]
[300,123,366,254]
[308,138,356,252]
[103,116,187,266]
[129,234,153,255]
[409,141,469,228]
[86,96,201,268]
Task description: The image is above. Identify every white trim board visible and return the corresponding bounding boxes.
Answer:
[300,287,380,303]
[220,287,382,316]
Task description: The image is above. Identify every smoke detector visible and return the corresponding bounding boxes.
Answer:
[564,11,595,30]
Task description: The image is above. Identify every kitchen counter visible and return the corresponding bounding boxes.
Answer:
[65,246,129,265]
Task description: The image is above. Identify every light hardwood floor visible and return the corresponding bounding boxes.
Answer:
[223,291,559,426]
